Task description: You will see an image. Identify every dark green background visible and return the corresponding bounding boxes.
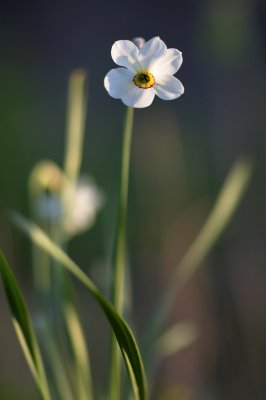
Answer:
[0,1,266,399]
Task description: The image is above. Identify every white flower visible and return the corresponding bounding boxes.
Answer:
[35,176,104,237]
[64,177,104,237]
[104,36,184,108]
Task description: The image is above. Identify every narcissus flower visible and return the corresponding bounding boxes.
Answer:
[36,176,104,237]
[64,177,105,236]
[104,36,184,108]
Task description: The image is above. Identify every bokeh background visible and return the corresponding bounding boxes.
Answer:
[0,0,266,399]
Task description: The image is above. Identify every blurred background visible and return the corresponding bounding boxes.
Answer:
[0,0,266,399]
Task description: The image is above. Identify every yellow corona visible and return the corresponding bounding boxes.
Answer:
[133,72,155,89]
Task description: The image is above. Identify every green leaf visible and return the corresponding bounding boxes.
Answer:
[0,251,51,400]
[63,302,93,400]
[143,156,253,369]
[11,212,148,400]
[64,69,87,183]
[38,320,76,400]
[157,321,198,358]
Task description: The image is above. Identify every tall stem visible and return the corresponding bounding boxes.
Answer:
[109,106,134,400]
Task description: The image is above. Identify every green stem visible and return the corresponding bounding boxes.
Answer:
[60,70,94,400]
[64,69,87,184]
[109,106,134,400]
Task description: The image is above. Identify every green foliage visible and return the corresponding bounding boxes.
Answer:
[11,212,148,400]
[0,251,51,400]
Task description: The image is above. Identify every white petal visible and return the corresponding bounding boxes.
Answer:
[121,86,155,108]
[139,37,167,59]
[138,37,167,70]
[104,68,134,99]
[111,40,140,72]
[154,75,184,100]
[150,49,183,76]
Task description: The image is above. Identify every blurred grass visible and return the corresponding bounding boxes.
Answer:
[143,156,253,374]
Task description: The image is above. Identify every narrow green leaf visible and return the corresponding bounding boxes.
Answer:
[0,251,51,400]
[38,321,76,400]
[11,212,148,400]
[157,321,198,358]
[143,157,253,368]
[62,69,94,400]
[64,69,87,184]
[63,302,93,400]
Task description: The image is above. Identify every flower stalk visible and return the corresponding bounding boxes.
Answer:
[109,106,134,400]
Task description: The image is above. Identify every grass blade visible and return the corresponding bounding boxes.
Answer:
[64,69,87,184]
[0,251,51,400]
[62,69,94,400]
[63,302,93,400]
[143,156,253,368]
[157,321,198,358]
[11,212,148,400]
[38,321,76,400]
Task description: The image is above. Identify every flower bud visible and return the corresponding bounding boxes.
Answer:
[133,37,145,49]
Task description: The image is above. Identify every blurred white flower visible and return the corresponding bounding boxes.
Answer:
[64,177,104,236]
[104,36,184,108]
[35,176,104,237]
[132,37,145,49]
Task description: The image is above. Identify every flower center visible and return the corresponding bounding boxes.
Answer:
[133,72,155,89]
